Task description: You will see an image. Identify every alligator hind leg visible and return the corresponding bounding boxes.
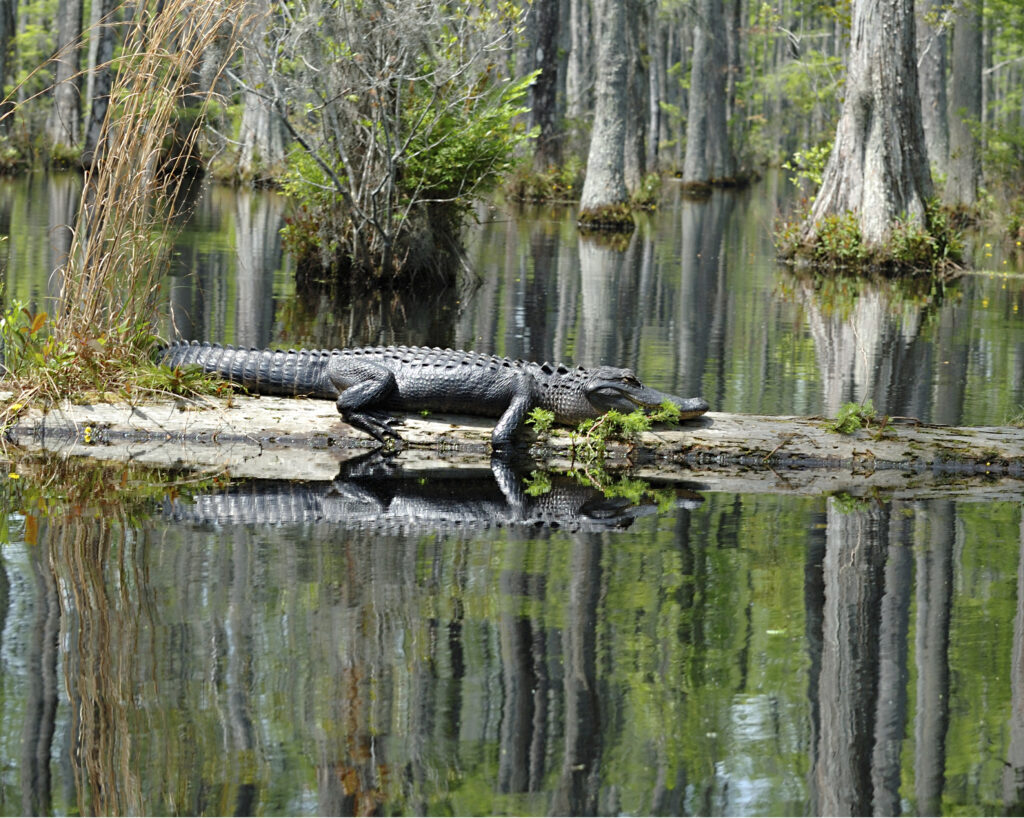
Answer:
[334,372,402,443]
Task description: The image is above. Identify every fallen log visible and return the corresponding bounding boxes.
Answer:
[6,394,1024,497]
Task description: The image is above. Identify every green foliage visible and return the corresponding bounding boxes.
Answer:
[813,211,868,265]
[522,469,552,496]
[630,172,662,210]
[577,202,635,232]
[828,491,873,514]
[1006,405,1024,427]
[525,407,555,435]
[782,141,832,190]
[778,199,963,275]
[824,398,881,435]
[271,1,535,283]
[507,155,585,202]
[0,295,226,433]
[569,402,680,464]
[735,3,845,165]
[402,71,538,200]
[889,199,964,271]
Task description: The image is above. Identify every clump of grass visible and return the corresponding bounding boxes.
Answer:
[824,399,891,438]
[507,156,585,202]
[777,199,963,275]
[569,400,682,464]
[1,0,248,430]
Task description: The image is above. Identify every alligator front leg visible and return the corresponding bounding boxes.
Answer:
[491,372,536,451]
[334,371,402,443]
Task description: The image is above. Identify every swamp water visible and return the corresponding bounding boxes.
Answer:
[2,172,1024,814]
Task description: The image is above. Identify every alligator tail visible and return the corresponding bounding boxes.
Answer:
[158,341,334,398]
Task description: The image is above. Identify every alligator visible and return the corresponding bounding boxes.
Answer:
[159,341,709,448]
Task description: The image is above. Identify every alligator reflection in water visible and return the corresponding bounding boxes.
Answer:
[162,455,687,534]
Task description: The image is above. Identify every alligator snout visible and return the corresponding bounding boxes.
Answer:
[667,395,710,419]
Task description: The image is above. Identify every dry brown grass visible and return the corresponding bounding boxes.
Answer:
[1,0,248,435]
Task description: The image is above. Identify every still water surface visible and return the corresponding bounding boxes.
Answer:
[1,172,1024,814]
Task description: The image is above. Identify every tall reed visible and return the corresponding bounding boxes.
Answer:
[53,0,246,388]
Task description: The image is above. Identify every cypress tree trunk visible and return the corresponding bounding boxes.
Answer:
[801,0,933,251]
[530,0,561,170]
[945,0,982,208]
[0,0,15,132]
[578,0,632,229]
[622,0,648,194]
[565,0,593,156]
[681,0,734,187]
[46,0,84,158]
[916,0,950,168]
[238,0,286,181]
[81,0,117,168]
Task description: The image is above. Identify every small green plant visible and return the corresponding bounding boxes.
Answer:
[814,212,868,265]
[507,156,585,203]
[825,399,885,435]
[1006,406,1024,427]
[525,407,555,436]
[783,141,832,191]
[569,402,681,464]
[631,172,662,210]
[523,470,552,497]
[829,491,873,514]
[577,202,635,233]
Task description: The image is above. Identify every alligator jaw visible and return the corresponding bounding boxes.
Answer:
[591,384,710,420]
[663,395,710,419]
[630,392,709,420]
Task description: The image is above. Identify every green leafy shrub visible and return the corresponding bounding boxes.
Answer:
[269,2,537,285]
[813,212,868,265]
[507,155,585,202]
[782,141,832,191]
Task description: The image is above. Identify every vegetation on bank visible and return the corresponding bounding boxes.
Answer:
[1,0,244,430]
[776,196,965,276]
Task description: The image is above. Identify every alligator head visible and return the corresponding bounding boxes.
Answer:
[584,366,709,420]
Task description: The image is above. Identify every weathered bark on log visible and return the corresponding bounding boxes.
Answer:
[9,396,1024,499]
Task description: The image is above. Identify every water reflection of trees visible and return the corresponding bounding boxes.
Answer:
[786,271,960,420]
[4,469,1024,814]
[808,498,956,816]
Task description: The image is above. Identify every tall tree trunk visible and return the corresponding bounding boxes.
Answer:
[681,0,734,186]
[565,0,593,155]
[578,0,631,227]
[801,0,933,250]
[81,0,117,168]
[945,0,982,207]
[916,0,950,167]
[725,0,742,126]
[0,0,15,131]
[238,0,286,181]
[646,13,662,171]
[622,0,648,192]
[46,0,84,156]
[530,0,561,170]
